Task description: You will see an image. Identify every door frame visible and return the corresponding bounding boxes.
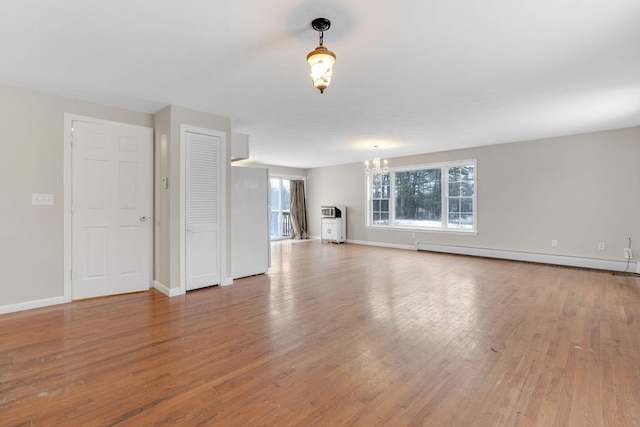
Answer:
[63,114,154,302]
[179,125,227,294]
[269,174,306,240]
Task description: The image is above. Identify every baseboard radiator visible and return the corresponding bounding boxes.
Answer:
[415,242,639,273]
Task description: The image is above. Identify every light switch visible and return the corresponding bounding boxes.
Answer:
[32,193,54,205]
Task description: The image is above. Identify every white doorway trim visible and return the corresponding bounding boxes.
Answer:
[63,114,154,302]
[179,125,227,295]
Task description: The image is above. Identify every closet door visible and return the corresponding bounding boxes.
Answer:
[185,131,221,290]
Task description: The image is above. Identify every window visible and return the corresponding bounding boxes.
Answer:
[371,174,390,225]
[366,161,476,232]
[447,165,475,229]
[395,168,442,228]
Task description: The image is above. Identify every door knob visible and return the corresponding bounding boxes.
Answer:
[140,216,150,222]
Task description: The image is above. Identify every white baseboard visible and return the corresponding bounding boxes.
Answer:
[154,281,184,297]
[346,239,415,251]
[415,242,639,273]
[0,295,68,315]
[155,278,233,295]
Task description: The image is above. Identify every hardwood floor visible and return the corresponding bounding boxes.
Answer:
[2,242,640,426]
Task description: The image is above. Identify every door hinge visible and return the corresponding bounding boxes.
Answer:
[70,203,75,213]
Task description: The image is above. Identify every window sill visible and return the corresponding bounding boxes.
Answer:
[365,225,478,236]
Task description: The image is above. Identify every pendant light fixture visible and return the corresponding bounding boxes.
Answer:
[307,18,336,94]
[365,146,389,178]
[365,157,389,178]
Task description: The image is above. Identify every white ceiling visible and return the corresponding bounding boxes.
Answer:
[2,0,639,168]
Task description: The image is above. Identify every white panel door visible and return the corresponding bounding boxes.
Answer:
[72,121,152,299]
[185,131,221,290]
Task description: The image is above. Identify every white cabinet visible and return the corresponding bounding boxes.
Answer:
[321,218,340,242]
[321,206,346,243]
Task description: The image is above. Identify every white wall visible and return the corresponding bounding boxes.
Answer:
[0,83,153,311]
[232,160,307,178]
[154,105,232,293]
[307,127,640,268]
[0,83,235,310]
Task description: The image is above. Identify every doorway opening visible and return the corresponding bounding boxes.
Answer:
[270,177,291,240]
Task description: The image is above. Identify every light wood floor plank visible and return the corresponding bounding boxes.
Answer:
[1,241,640,426]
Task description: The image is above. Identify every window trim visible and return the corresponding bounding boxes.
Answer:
[365,159,477,234]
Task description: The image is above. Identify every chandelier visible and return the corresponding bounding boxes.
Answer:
[364,157,389,178]
[307,18,336,94]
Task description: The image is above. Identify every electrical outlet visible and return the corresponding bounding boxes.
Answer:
[597,242,605,250]
[624,248,632,259]
[551,239,558,248]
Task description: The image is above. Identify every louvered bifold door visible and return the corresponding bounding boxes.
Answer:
[185,131,221,290]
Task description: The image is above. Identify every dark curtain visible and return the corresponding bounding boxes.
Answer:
[289,180,309,239]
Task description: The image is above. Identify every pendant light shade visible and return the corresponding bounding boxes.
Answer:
[307,46,336,94]
[307,18,336,94]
